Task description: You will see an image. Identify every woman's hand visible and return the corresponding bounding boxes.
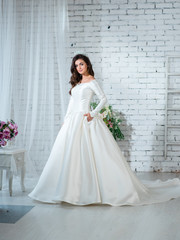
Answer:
[84,113,93,122]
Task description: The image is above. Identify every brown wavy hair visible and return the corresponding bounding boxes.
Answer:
[69,54,94,95]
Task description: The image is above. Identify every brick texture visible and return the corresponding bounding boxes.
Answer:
[15,0,180,173]
[67,0,180,172]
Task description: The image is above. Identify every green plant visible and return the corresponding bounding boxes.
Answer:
[90,102,124,141]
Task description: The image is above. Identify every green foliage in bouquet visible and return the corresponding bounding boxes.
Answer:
[90,102,124,141]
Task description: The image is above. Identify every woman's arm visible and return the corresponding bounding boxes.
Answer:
[89,80,107,117]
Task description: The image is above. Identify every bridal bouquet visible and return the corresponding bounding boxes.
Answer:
[90,102,124,141]
[0,120,18,147]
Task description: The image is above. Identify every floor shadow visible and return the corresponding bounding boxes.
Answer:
[0,205,34,224]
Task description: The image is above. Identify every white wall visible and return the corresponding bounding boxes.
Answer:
[67,0,180,172]
[14,0,180,173]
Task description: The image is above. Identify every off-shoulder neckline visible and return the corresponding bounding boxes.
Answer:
[78,79,96,85]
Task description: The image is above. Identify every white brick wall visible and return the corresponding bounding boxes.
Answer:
[67,0,180,172]
[14,0,180,173]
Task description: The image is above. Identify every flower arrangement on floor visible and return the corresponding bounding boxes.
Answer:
[0,120,18,147]
[90,102,124,141]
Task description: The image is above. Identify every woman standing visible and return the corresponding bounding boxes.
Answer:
[29,54,180,206]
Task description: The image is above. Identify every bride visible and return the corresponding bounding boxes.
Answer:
[29,54,180,206]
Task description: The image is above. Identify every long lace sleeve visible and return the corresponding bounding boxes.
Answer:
[63,95,74,121]
[89,80,107,117]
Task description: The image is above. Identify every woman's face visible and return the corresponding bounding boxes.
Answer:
[75,59,88,75]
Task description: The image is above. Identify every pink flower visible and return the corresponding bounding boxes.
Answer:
[14,129,18,136]
[0,139,7,147]
[3,127,11,139]
[8,122,15,130]
[0,132,3,140]
[0,121,6,129]
[0,120,18,143]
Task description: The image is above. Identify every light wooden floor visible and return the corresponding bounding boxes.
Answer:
[0,172,180,240]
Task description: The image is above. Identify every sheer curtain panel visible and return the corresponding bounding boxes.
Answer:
[0,0,68,177]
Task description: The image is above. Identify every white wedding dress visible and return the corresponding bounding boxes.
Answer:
[29,80,180,206]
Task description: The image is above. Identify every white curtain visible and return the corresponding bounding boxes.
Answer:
[0,0,69,177]
[0,0,16,120]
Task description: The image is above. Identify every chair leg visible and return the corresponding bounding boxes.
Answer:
[0,170,2,190]
[8,170,13,196]
[21,164,25,192]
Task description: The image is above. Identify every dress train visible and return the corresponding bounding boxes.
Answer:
[29,80,180,206]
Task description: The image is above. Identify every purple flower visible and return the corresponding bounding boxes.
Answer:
[0,120,18,143]
[0,121,6,129]
[0,132,4,140]
[8,122,15,130]
[14,129,18,136]
[3,127,11,139]
[0,139,7,147]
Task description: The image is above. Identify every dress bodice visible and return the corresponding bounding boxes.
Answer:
[64,80,107,120]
